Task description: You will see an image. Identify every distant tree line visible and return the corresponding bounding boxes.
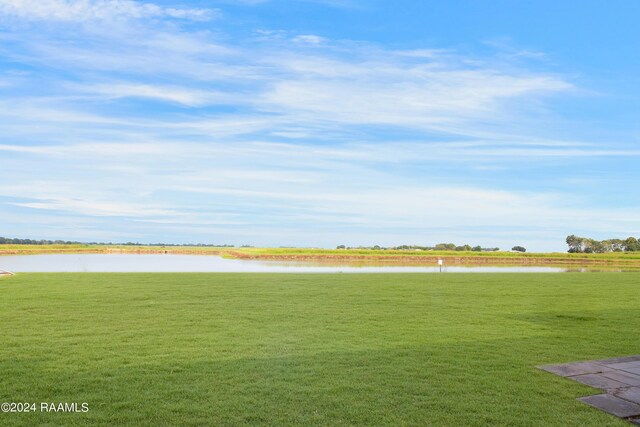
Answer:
[566,235,640,253]
[0,237,235,247]
[336,243,501,252]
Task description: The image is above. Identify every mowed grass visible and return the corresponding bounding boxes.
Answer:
[0,273,639,426]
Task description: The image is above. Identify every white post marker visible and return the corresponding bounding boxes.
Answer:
[438,259,443,273]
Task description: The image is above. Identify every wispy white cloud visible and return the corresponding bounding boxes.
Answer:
[12,199,176,217]
[70,82,227,106]
[292,34,325,44]
[1,140,638,233]
[0,8,573,138]
[0,0,214,22]
[223,0,359,7]
[3,139,640,161]
[259,70,570,129]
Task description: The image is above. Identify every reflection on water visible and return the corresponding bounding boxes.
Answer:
[0,254,631,273]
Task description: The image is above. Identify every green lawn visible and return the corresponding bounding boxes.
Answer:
[0,273,638,426]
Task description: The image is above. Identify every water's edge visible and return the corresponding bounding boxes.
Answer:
[0,253,633,273]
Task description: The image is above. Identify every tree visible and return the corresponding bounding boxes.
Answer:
[625,237,640,252]
[512,246,526,252]
[586,239,606,253]
[455,244,472,251]
[566,234,640,253]
[566,235,584,253]
[604,239,624,252]
[435,243,456,251]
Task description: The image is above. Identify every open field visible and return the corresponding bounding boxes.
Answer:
[3,245,640,268]
[1,273,639,425]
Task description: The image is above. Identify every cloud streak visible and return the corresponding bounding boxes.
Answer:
[0,0,214,22]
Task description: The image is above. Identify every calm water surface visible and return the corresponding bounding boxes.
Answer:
[0,253,594,273]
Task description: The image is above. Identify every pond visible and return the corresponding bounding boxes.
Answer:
[0,253,614,273]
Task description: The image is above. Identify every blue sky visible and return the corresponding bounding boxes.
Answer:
[0,0,639,251]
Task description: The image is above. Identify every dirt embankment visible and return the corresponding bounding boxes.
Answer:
[102,248,223,255]
[0,248,104,255]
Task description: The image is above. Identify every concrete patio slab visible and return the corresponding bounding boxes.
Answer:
[539,361,612,377]
[607,362,640,371]
[615,387,640,405]
[622,367,640,376]
[598,356,640,366]
[602,371,640,387]
[539,355,640,422]
[578,394,640,418]
[570,373,628,390]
